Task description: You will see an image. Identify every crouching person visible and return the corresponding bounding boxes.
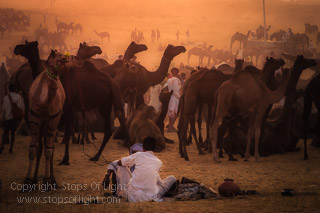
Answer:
[103,137,177,202]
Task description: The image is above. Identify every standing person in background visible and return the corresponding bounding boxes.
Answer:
[176,30,180,40]
[186,29,190,40]
[166,68,181,132]
[0,84,24,154]
[156,29,160,42]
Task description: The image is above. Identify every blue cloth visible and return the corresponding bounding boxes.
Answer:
[129,143,143,155]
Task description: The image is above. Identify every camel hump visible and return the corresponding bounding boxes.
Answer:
[181,68,208,94]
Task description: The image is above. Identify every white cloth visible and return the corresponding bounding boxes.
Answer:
[148,84,162,113]
[167,77,181,117]
[120,151,175,202]
[1,92,24,121]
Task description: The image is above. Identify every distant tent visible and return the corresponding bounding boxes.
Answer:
[0,63,11,110]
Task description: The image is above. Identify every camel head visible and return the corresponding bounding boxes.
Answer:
[234,59,244,70]
[46,50,83,71]
[14,40,38,58]
[76,42,102,59]
[294,55,317,71]
[123,42,148,61]
[264,57,285,74]
[163,44,186,60]
[159,87,173,104]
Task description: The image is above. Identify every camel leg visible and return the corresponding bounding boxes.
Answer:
[44,128,57,191]
[303,93,313,160]
[178,115,190,161]
[197,104,203,144]
[59,108,73,165]
[90,103,113,161]
[253,116,263,162]
[187,123,193,145]
[190,114,205,155]
[210,118,222,163]
[244,116,255,161]
[177,112,185,158]
[206,104,213,153]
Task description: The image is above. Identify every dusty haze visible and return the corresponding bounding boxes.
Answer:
[1,0,320,69]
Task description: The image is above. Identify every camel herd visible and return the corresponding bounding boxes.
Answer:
[0,36,317,191]
[0,7,319,190]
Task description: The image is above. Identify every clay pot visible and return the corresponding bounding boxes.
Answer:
[218,179,241,197]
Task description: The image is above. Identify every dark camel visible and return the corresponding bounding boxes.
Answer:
[12,41,47,122]
[22,50,83,191]
[186,59,245,146]
[230,31,251,52]
[225,55,317,160]
[178,68,230,160]
[94,30,110,43]
[209,57,288,163]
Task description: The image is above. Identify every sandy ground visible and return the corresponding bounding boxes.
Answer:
[0,129,319,212]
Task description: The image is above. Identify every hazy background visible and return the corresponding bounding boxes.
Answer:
[1,0,320,69]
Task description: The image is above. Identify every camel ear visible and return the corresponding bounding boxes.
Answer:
[25,40,28,44]
[80,43,82,47]
[50,50,55,56]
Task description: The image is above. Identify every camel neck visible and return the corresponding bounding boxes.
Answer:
[156,101,169,127]
[284,62,302,96]
[146,56,171,87]
[45,68,59,105]
[29,52,41,79]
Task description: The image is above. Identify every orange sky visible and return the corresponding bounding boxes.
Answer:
[1,0,320,67]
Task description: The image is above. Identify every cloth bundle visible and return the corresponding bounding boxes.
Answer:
[174,183,219,201]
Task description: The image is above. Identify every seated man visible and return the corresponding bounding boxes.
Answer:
[103,143,144,196]
[104,137,177,202]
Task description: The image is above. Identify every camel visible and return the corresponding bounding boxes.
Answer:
[302,63,320,159]
[225,55,317,160]
[187,45,213,66]
[187,59,245,146]
[305,23,318,35]
[94,30,110,43]
[209,56,288,163]
[127,88,172,151]
[230,31,251,52]
[22,50,83,191]
[72,23,83,35]
[270,30,286,41]
[12,41,48,122]
[113,44,186,107]
[178,68,230,160]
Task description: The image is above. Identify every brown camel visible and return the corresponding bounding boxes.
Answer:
[113,44,186,107]
[230,30,251,52]
[72,23,83,35]
[22,50,83,191]
[224,55,317,161]
[187,45,213,66]
[209,60,291,163]
[94,30,110,43]
[303,64,320,159]
[127,88,172,151]
[178,68,230,160]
